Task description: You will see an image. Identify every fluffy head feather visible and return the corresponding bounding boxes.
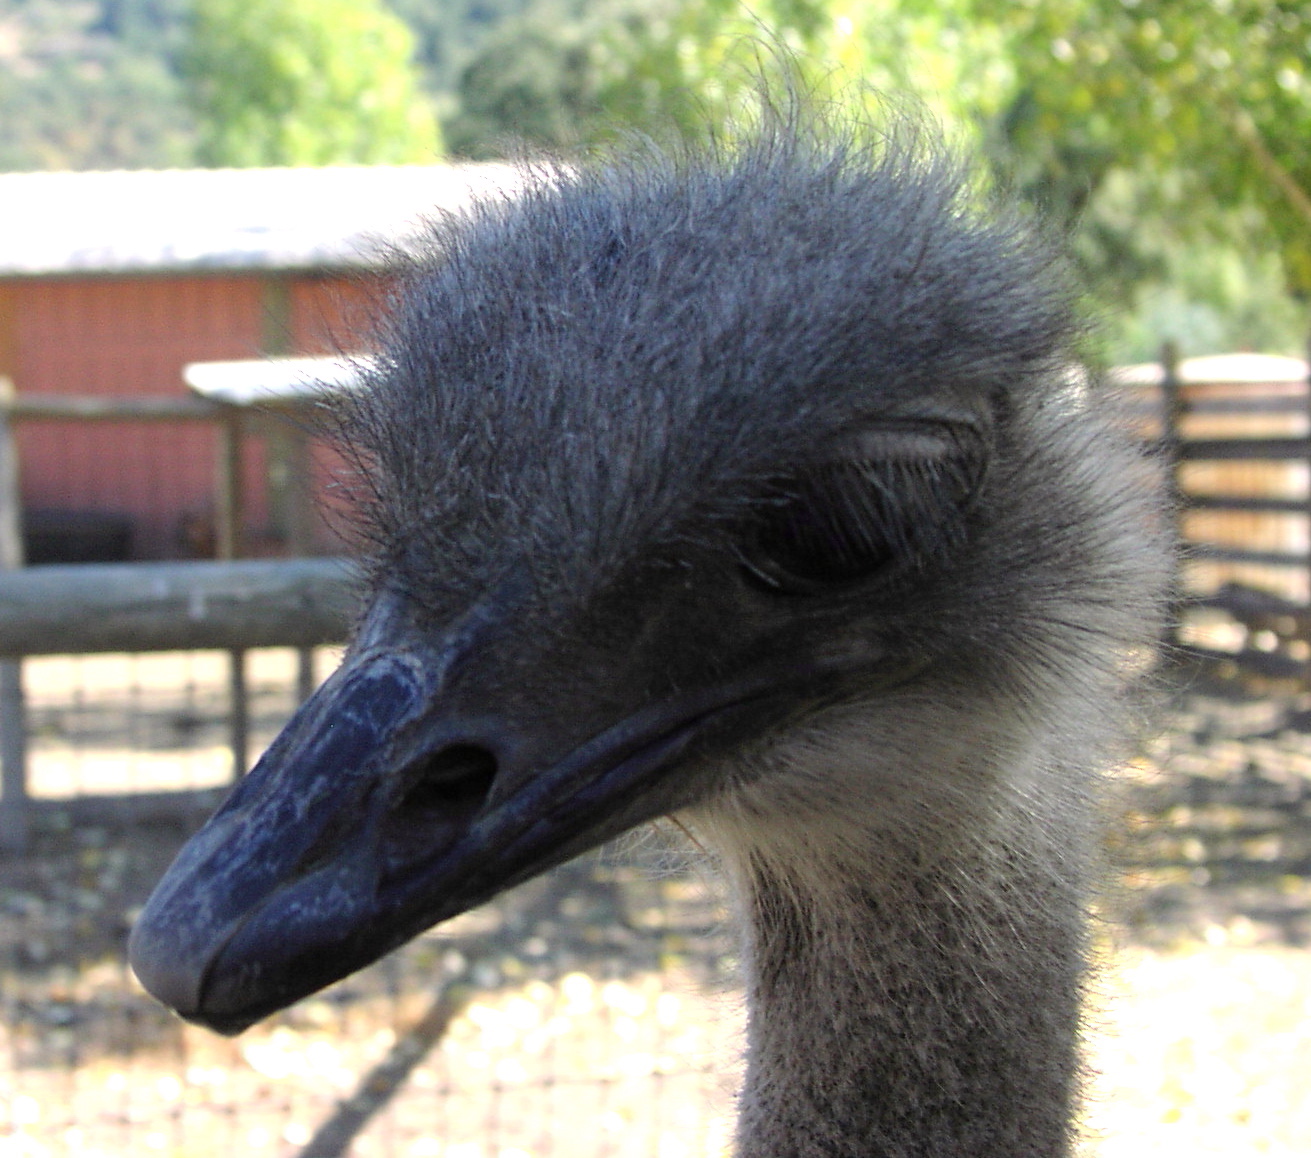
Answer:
[338,116,1087,619]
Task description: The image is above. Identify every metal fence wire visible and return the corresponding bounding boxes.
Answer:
[4,645,1311,1156]
[2,649,742,1158]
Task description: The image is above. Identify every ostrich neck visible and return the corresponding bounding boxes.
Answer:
[727,814,1088,1158]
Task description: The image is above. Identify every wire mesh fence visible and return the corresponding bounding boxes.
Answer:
[3,647,1311,1157]
[23,649,338,800]
[3,844,741,1158]
[2,647,741,1158]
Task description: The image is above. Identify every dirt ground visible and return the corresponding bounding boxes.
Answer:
[2,654,1311,1157]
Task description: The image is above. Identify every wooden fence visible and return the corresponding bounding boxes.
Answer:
[0,375,350,851]
[0,557,354,850]
[1118,346,1311,682]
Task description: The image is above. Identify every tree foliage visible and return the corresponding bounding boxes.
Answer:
[443,0,1007,156]
[442,0,1308,353]
[0,0,195,169]
[969,0,1311,294]
[183,0,441,167]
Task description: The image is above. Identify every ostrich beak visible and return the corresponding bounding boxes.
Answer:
[128,593,763,1035]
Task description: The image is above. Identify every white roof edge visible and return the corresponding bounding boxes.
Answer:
[0,162,522,278]
[184,356,374,406]
[192,348,1308,407]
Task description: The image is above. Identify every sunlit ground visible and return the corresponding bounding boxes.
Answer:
[4,932,1308,1156]
[1083,946,1311,1157]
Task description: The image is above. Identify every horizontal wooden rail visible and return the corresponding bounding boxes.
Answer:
[1187,545,1309,568]
[1181,397,1308,415]
[0,557,357,656]
[3,395,225,421]
[2,389,327,422]
[1178,644,1308,681]
[1179,438,1311,461]
[1185,496,1309,514]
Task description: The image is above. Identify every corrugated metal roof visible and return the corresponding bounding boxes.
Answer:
[0,163,519,277]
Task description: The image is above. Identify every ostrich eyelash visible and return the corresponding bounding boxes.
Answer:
[742,440,983,595]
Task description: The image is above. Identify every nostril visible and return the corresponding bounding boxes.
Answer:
[395,743,498,815]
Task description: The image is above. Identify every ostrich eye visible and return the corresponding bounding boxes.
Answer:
[742,421,985,594]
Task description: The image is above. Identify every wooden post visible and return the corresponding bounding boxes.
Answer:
[1304,328,1311,660]
[259,275,318,704]
[228,646,248,778]
[1159,341,1185,652]
[290,431,317,702]
[216,405,248,779]
[216,406,244,561]
[0,377,27,852]
[1160,339,1183,477]
[268,420,318,701]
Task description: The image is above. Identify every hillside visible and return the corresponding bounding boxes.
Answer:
[0,0,559,170]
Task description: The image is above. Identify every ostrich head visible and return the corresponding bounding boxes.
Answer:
[129,117,1166,1043]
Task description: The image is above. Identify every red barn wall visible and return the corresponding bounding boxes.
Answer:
[0,271,387,561]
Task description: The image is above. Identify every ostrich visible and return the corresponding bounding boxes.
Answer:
[129,112,1168,1155]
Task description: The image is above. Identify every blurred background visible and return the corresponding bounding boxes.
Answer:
[1,1,1310,1155]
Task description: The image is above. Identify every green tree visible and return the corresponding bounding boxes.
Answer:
[183,0,441,167]
[445,0,1010,161]
[0,0,196,170]
[582,0,1007,142]
[642,0,1311,346]
[438,0,1307,354]
[971,0,1311,295]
